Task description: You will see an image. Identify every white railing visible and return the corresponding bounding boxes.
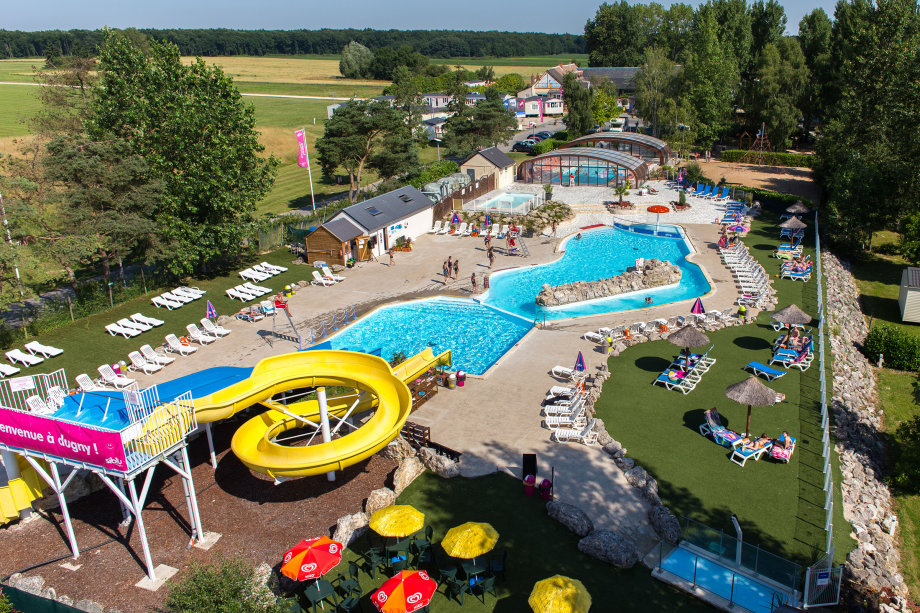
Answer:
[0,369,68,412]
[120,391,196,473]
[814,210,834,559]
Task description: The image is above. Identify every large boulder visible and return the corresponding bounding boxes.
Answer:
[648,505,681,544]
[624,466,648,489]
[332,512,368,547]
[392,457,426,495]
[74,600,105,613]
[546,501,594,537]
[614,456,634,471]
[10,573,44,595]
[364,487,397,517]
[603,440,625,458]
[417,448,460,479]
[577,530,639,568]
[381,436,416,463]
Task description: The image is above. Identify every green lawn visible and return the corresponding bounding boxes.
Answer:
[594,210,850,567]
[0,60,39,83]
[0,84,40,138]
[10,248,314,382]
[239,82,384,98]
[319,472,710,612]
[429,54,589,67]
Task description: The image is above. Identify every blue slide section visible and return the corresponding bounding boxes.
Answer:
[52,366,254,431]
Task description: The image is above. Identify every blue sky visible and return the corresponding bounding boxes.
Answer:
[7,0,837,36]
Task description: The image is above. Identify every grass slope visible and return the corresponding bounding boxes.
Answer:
[0,85,40,138]
[594,210,849,567]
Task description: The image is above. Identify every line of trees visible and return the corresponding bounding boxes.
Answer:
[0,28,585,59]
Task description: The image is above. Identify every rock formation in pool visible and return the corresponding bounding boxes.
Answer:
[535,259,682,307]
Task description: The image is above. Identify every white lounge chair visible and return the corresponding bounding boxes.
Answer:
[140,344,175,366]
[252,264,278,278]
[490,224,500,237]
[6,349,43,366]
[498,224,510,238]
[321,266,346,282]
[128,351,163,375]
[172,287,203,300]
[242,282,271,296]
[165,334,198,355]
[24,341,63,358]
[226,287,254,302]
[46,386,66,409]
[76,373,101,392]
[161,291,193,304]
[437,223,450,235]
[460,223,473,237]
[105,323,140,338]
[178,286,206,297]
[131,313,164,327]
[544,410,588,430]
[186,323,217,345]
[201,318,231,337]
[240,267,271,282]
[97,364,136,389]
[547,385,579,399]
[0,363,20,377]
[544,401,585,417]
[261,261,287,274]
[26,395,55,415]
[312,271,335,286]
[118,317,151,333]
[550,365,587,381]
[430,221,443,234]
[582,331,605,343]
[151,295,182,310]
[552,419,599,446]
[455,223,468,237]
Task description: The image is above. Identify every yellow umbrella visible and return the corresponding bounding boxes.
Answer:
[441,522,499,559]
[369,505,425,538]
[528,575,592,613]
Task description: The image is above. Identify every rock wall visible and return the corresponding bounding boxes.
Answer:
[824,252,909,607]
[536,259,681,307]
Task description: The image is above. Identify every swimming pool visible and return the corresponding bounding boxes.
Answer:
[659,545,794,612]
[311,297,532,376]
[482,225,710,320]
[470,192,535,214]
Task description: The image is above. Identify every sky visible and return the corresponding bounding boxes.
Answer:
[6,0,837,36]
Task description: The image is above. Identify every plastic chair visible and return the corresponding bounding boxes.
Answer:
[301,579,337,613]
[469,573,497,604]
[488,550,507,580]
[333,562,361,599]
[360,546,385,579]
[445,575,470,605]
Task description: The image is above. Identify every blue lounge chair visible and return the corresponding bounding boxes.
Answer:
[701,185,715,198]
[731,439,773,467]
[699,408,743,448]
[692,183,706,196]
[714,187,730,201]
[781,269,812,282]
[770,345,813,370]
[744,361,786,381]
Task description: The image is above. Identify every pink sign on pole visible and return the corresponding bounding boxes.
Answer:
[0,408,128,472]
[295,129,309,168]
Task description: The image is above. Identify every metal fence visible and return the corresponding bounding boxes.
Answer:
[813,210,834,559]
[120,390,196,473]
[0,369,68,412]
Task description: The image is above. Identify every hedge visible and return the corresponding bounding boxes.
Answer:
[531,138,564,155]
[864,322,920,371]
[720,150,814,168]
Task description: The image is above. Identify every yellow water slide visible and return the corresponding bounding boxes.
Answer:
[193,349,449,479]
[0,456,45,524]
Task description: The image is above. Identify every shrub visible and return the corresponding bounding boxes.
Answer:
[531,138,563,155]
[164,556,281,613]
[864,323,920,371]
[0,588,15,613]
[683,161,706,185]
[720,150,814,168]
[552,129,570,141]
[891,415,920,492]
[407,160,459,189]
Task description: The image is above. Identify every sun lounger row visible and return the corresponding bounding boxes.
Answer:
[653,347,716,394]
[699,409,796,467]
[105,313,165,338]
[311,266,346,288]
[227,281,273,302]
[240,262,288,283]
[149,286,206,310]
[542,374,597,445]
[430,222,513,239]
[4,341,64,374]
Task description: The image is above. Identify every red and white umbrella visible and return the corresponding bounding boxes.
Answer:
[280,536,343,581]
[371,570,437,613]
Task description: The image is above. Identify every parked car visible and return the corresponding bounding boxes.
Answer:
[527,134,545,142]
[536,131,553,139]
[511,141,534,152]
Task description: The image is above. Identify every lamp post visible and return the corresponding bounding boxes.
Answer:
[433,138,441,162]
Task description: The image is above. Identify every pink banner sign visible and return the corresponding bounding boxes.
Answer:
[0,408,128,472]
[295,129,309,168]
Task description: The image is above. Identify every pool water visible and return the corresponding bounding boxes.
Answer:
[313,297,532,375]
[661,546,789,612]
[474,192,535,213]
[483,225,710,320]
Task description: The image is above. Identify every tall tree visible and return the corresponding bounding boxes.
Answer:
[750,0,787,58]
[797,8,833,126]
[682,8,738,147]
[634,46,677,138]
[584,1,648,66]
[747,40,808,149]
[709,0,753,77]
[591,81,622,126]
[561,72,594,137]
[660,3,695,60]
[43,136,163,278]
[316,99,412,202]
[88,30,277,276]
[442,87,516,157]
[339,41,373,79]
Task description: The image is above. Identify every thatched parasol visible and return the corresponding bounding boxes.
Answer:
[725,376,778,435]
[771,304,813,326]
[667,326,710,349]
[779,216,807,230]
[785,201,810,214]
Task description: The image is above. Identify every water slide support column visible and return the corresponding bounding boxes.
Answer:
[316,387,335,482]
[1,449,20,481]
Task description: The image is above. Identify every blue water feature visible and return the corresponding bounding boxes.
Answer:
[312,297,532,376]
[483,225,710,320]
[661,546,788,613]
[477,192,535,213]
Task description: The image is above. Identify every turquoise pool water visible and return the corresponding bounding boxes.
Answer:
[482,225,710,320]
[311,297,532,375]
[473,192,535,213]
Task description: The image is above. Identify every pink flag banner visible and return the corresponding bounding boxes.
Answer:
[295,129,309,168]
[0,408,128,472]
[539,98,544,123]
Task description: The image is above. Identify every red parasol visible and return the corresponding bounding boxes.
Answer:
[280,536,343,581]
[647,205,670,214]
[372,570,437,613]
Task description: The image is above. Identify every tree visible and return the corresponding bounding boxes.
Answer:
[89,30,277,276]
[441,87,516,157]
[660,3,695,61]
[634,47,677,137]
[797,8,832,126]
[339,41,373,79]
[316,99,412,202]
[682,8,738,147]
[562,72,594,137]
[43,136,163,278]
[591,83,622,126]
[584,1,648,66]
[475,65,496,82]
[31,54,97,139]
[747,40,808,149]
[709,0,753,77]
[369,46,401,80]
[750,0,787,59]
[494,73,526,94]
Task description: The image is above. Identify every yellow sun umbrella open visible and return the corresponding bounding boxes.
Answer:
[441,522,499,559]
[369,505,425,538]
[528,575,592,613]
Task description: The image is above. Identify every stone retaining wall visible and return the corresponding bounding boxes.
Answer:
[536,259,681,307]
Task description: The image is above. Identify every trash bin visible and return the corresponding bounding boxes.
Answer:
[447,373,457,390]
[457,371,466,387]
[539,478,553,501]
[523,474,536,496]
[283,284,293,298]
[738,305,747,318]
